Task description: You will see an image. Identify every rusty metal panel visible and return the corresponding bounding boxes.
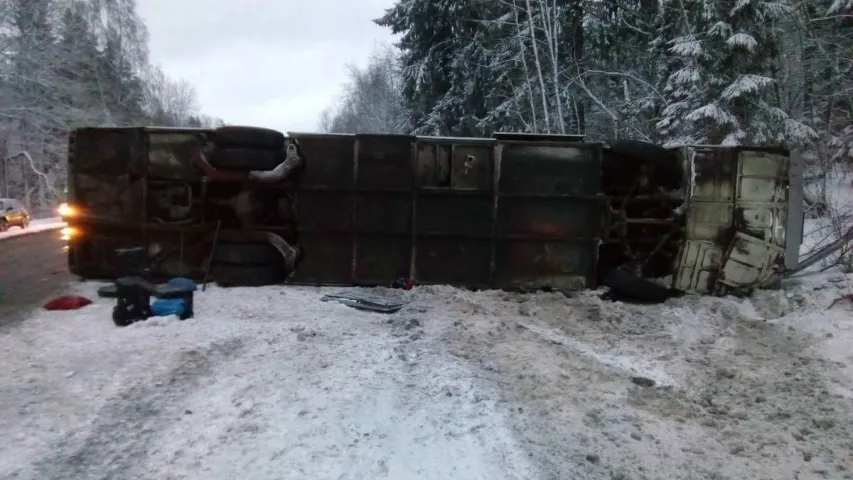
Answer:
[414,189,494,286]
[494,143,601,289]
[298,192,352,231]
[674,241,723,293]
[292,191,353,285]
[355,237,410,284]
[734,149,789,246]
[416,142,452,188]
[496,197,600,238]
[352,135,414,284]
[69,128,141,175]
[690,147,737,202]
[675,146,791,293]
[69,128,143,222]
[684,203,734,242]
[69,231,137,279]
[147,132,203,180]
[356,134,414,190]
[416,195,493,236]
[450,144,493,190]
[737,205,787,245]
[68,225,209,280]
[718,232,785,289]
[412,137,496,286]
[294,234,353,285]
[717,148,790,289]
[415,238,492,285]
[288,134,602,290]
[737,150,787,200]
[355,193,411,233]
[675,147,738,292]
[683,147,736,244]
[72,173,138,221]
[498,144,599,195]
[493,240,596,291]
[295,133,356,189]
[289,133,357,284]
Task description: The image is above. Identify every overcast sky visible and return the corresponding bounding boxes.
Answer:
[137,0,397,132]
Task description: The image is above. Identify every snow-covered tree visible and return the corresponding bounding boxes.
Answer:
[376,0,496,135]
[653,0,815,147]
[368,0,843,151]
[319,46,408,134]
[0,0,219,213]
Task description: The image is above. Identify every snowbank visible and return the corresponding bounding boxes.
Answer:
[410,284,853,479]
[1,279,852,479]
[0,217,65,241]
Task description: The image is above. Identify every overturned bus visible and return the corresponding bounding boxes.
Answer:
[60,126,803,299]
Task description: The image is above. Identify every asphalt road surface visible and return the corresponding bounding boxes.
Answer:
[0,229,73,325]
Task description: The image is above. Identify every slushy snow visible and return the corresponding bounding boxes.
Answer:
[0,284,536,480]
[0,217,65,240]
[2,278,853,479]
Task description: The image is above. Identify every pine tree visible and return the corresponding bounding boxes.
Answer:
[57,1,104,122]
[654,0,814,147]
[97,30,146,125]
[802,0,853,165]
[583,0,660,140]
[378,0,503,135]
[0,0,215,208]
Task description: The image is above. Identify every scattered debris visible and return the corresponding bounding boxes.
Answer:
[321,290,407,313]
[630,376,656,388]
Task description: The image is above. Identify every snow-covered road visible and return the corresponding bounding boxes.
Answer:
[0,284,535,480]
[0,217,65,241]
[2,279,853,479]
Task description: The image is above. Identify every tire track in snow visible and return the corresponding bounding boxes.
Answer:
[24,338,247,480]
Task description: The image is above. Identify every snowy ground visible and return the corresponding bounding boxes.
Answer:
[0,217,65,241]
[2,277,853,479]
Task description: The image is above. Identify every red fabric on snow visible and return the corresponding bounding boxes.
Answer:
[43,295,92,310]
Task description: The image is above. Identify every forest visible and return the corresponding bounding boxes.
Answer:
[321,0,853,184]
[0,0,219,216]
[4,0,852,218]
